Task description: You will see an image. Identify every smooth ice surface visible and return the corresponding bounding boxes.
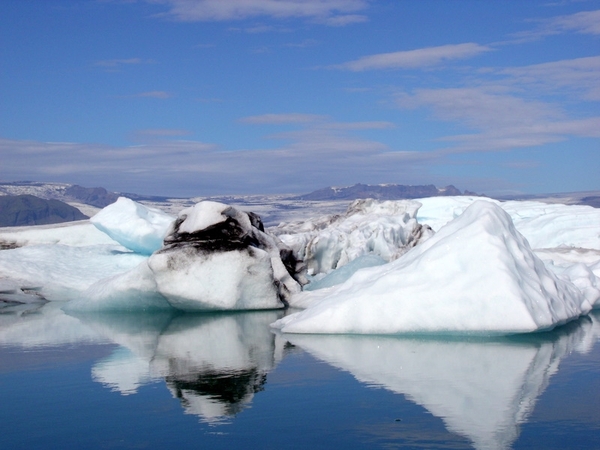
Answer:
[65,260,172,312]
[90,197,174,255]
[304,254,387,291]
[274,201,592,334]
[274,199,432,275]
[417,196,600,250]
[0,244,146,301]
[0,220,119,247]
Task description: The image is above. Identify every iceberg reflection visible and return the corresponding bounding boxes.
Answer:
[75,310,285,424]
[282,313,600,450]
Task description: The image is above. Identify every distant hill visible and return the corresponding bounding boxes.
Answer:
[63,185,119,207]
[294,183,475,201]
[0,195,88,227]
[0,181,172,207]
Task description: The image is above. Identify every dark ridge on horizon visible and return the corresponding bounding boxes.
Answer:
[292,183,478,201]
[1,181,599,209]
[0,195,88,227]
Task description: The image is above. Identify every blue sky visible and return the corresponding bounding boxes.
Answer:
[1,0,599,197]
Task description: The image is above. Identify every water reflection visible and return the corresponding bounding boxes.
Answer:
[281,313,600,450]
[0,301,105,346]
[74,310,285,424]
[2,302,599,445]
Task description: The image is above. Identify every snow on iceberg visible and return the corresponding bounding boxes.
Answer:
[272,199,433,275]
[90,197,175,255]
[273,201,592,335]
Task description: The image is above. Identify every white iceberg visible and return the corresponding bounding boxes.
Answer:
[274,201,592,335]
[90,197,175,255]
[273,199,433,275]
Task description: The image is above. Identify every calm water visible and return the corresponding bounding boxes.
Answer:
[1,303,599,450]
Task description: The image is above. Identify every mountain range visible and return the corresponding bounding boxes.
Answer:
[1,181,598,227]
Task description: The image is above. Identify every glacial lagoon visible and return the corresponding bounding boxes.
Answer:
[1,303,599,449]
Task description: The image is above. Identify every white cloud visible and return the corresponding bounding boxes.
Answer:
[541,8,600,34]
[94,58,154,68]
[132,91,173,99]
[130,128,192,142]
[396,86,600,151]
[332,43,492,71]
[322,14,368,26]
[239,113,327,124]
[0,118,442,196]
[497,56,600,101]
[507,8,600,42]
[147,0,369,26]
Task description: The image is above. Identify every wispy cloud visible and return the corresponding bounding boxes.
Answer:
[396,86,600,151]
[228,24,292,33]
[331,43,492,71]
[147,0,369,26]
[495,56,600,101]
[0,116,443,196]
[239,113,327,124]
[539,8,600,34]
[507,8,600,42]
[131,90,173,99]
[130,128,192,142]
[93,57,155,70]
[283,39,319,48]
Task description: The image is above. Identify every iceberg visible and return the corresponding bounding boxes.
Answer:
[90,197,175,255]
[273,198,433,275]
[273,201,592,334]
[71,201,306,311]
[147,201,305,311]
